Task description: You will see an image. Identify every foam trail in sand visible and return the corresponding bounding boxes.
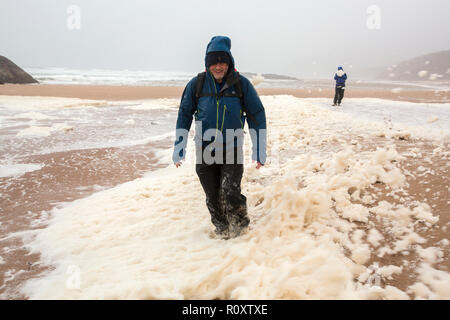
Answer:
[14,95,449,299]
[0,163,44,178]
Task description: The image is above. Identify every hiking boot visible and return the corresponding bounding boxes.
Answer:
[229,224,249,238]
[209,228,230,240]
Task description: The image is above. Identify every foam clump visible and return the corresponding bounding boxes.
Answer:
[17,123,73,137]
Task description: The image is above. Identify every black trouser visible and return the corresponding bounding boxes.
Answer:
[195,146,249,234]
[334,86,345,104]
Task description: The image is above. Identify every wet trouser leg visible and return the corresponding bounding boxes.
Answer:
[195,147,249,236]
[334,86,345,104]
[334,87,339,105]
[221,163,249,235]
[196,163,228,233]
[338,87,345,104]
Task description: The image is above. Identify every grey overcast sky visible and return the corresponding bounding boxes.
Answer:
[1,0,449,78]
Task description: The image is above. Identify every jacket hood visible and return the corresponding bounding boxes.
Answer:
[205,36,235,70]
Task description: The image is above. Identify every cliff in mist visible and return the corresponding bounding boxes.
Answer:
[377,50,450,81]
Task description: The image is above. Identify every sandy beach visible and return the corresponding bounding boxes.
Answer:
[0,85,449,299]
[0,83,449,103]
[0,140,170,298]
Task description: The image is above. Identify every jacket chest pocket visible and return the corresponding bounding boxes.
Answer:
[196,97,215,119]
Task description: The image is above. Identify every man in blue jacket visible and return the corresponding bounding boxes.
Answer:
[333,66,347,106]
[172,36,267,239]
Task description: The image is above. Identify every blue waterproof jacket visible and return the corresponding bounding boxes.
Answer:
[334,67,347,87]
[173,36,267,164]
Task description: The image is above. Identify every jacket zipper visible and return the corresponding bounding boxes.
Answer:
[221,105,226,132]
[210,73,219,140]
[210,72,227,137]
[239,109,244,129]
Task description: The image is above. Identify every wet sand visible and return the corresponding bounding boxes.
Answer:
[0,84,449,103]
[0,139,170,298]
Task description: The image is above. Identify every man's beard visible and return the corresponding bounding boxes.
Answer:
[214,70,227,80]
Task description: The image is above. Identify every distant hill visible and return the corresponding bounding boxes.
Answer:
[377,50,450,81]
[0,56,38,84]
[242,72,298,81]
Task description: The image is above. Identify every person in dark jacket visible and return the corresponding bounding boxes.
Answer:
[172,36,267,239]
[333,66,347,106]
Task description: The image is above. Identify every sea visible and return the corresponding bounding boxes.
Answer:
[24,67,450,91]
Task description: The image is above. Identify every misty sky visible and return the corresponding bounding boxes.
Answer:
[1,0,450,78]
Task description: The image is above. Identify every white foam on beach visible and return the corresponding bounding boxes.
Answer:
[19,166,368,299]
[124,119,135,126]
[123,98,179,111]
[16,123,73,137]
[408,263,450,299]
[367,229,384,248]
[0,163,44,178]
[2,269,26,288]
[13,95,449,299]
[0,96,110,111]
[304,98,450,138]
[0,96,178,158]
[427,115,439,123]
[12,112,58,120]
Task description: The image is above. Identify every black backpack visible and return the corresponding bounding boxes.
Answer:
[194,71,258,125]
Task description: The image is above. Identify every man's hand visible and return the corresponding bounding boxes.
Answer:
[175,161,182,168]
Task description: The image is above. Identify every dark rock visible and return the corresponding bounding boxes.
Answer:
[0,55,38,84]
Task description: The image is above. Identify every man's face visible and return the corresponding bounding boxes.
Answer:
[209,62,229,82]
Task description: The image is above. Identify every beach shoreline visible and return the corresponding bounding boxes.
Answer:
[0,83,449,103]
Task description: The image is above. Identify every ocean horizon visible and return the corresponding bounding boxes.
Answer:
[22,67,450,91]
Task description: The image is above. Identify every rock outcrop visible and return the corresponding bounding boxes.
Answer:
[0,56,38,84]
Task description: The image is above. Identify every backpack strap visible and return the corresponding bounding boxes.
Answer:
[194,72,206,107]
[234,72,259,126]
